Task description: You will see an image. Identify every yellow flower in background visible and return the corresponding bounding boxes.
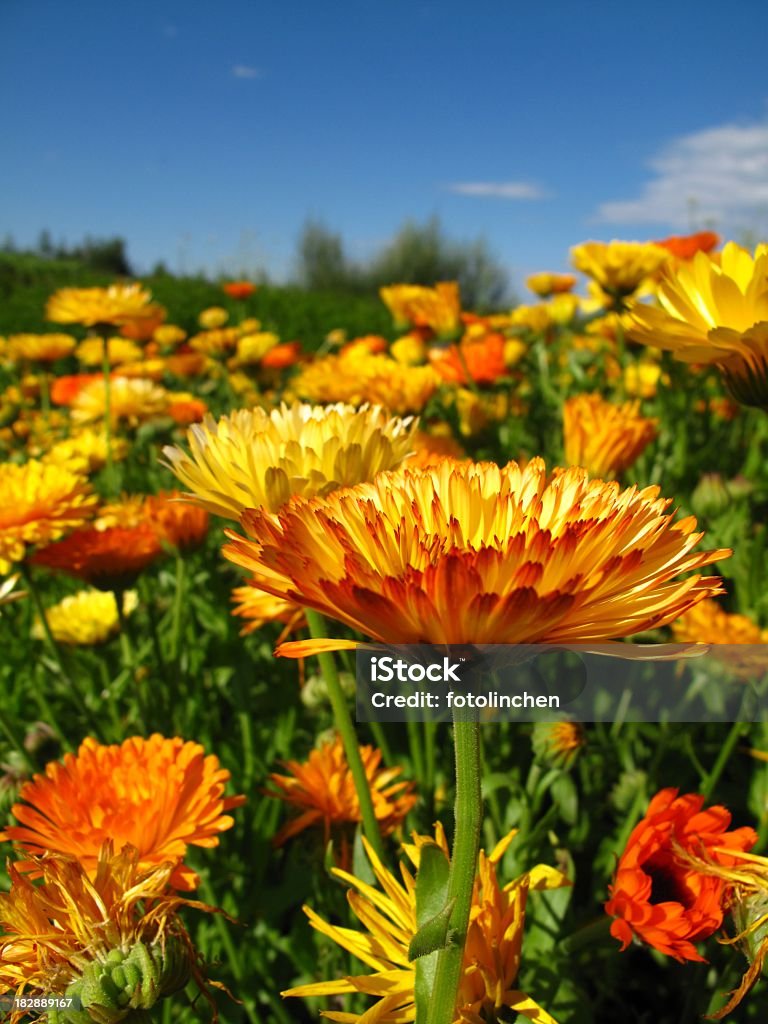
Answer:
[44,429,130,473]
[672,597,768,646]
[390,334,428,365]
[293,351,440,413]
[624,359,666,399]
[31,589,138,645]
[163,401,418,519]
[197,305,229,329]
[71,376,168,427]
[405,427,466,467]
[75,336,143,366]
[526,272,577,297]
[235,331,280,365]
[153,323,187,346]
[0,460,97,573]
[46,284,155,327]
[453,387,510,436]
[226,459,729,658]
[571,240,669,298]
[267,734,417,850]
[283,827,569,1023]
[380,282,462,337]
[7,333,76,363]
[509,303,553,333]
[116,357,168,380]
[189,326,241,355]
[0,845,199,1022]
[563,393,658,478]
[628,242,768,407]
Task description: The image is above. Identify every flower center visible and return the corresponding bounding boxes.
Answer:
[645,854,691,906]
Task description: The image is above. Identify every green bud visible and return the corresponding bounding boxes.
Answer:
[531,719,585,770]
[691,473,731,519]
[730,891,768,970]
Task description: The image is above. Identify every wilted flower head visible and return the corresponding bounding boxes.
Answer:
[0,459,97,573]
[46,284,155,328]
[563,393,658,478]
[0,734,245,891]
[224,459,729,657]
[162,401,417,519]
[31,589,138,646]
[267,735,417,855]
[605,788,757,962]
[7,333,76,363]
[571,241,669,298]
[628,242,768,408]
[0,844,202,1023]
[283,826,570,1022]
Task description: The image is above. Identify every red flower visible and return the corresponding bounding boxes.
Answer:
[605,788,757,962]
[261,340,302,369]
[653,231,720,261]
[223,281,257,300]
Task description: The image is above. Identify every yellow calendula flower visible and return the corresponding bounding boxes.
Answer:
[571,241,669,299]
[0,460,97,573]
[189,326,241,356]
[624,359,665,399]
[293,350,440,414]
[162,402,417,519]
[380,282,462,337]
[235,331,280,365]
[32,589,138,645]
[628,242,768,408]
[453,387,510,436]
[509,303,553,333]
[71,376,169,427]
[390,334,428,365]
[44,429,130,473]
[563,393,658,478]
[46,284,155,327]
[283,826,569,1023]
[198,306,229,329]
[153,324,187,347]
[75,336,143,367]
[7,333,76,363]
[0,844,203,1023]
[526,272,577,298]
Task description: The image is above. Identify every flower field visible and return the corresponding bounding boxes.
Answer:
[3,235,768,1023]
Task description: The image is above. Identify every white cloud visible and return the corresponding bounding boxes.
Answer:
[597,119,768,226]
[231,64,263,80]
[447,181,549,200]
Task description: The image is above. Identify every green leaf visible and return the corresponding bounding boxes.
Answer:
[351,825,377,886]
[412,842,452,1021]
[407,897,456,961]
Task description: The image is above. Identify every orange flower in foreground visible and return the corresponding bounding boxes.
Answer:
[0,735,245,890]
[145,490,210,552]
[605,788,757,961]
[654,231,720,261]
[32,523,163,590]
[224,460,729,657]
[267,735,416,852]
[223,280,257,300]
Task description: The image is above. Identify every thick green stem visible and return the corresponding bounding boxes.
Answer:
[426,716,482,1024]
[304,607,385,861]
[169,552,185,663]
[700,718,747,801]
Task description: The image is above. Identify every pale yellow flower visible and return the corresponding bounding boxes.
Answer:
[198,306,229,329]
[71,376,168,427]
[162,402,417,518]
[32,589,138,645]
[46,284,155,327]
[44,430,130,473]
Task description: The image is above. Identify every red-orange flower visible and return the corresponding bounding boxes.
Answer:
[167,395,208,425]
[429,332,507,386]
[50,373,102,406]
[605,788,757,962]
[653,231,720,261]
[0,734,245,890]
[261,340,303,369]
[223,280,257,300]
[145,490,209,552]
[32,523,163,590]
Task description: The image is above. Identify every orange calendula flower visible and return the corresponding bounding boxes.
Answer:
[0,459,97,573]
[653,231,720,261]
[605,788,757,962]
[563,393,658,478]
[672,597,768,678]
[224,460,729,657]
[380,282,462,338]
[166,393,208,425]
[7,333,77,363]
[0,735,245,891]
[145,490,210,552]
[267,735,417,852]
[32,522,163,590]
[429,332,508,386]
[162,402,417,519]
[46,284,155,327]
[571,241,669,298]
[283,826,569,1023]
[628,242,768,408]
[526,272,577,298]
[231,584,305,637]
[223,280,257,300]
[0,844,205,1022]
[261,340,303,369]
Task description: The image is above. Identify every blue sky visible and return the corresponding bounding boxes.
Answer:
[3,0,768,291]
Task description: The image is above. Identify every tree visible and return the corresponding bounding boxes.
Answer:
[295,220,352,291]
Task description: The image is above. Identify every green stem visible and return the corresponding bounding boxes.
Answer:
[0,706,34,770]
[700,719,747,801]
[561,915,613,954]
[39,370,51,422]
[169,552,185,663]
[304,607,385,861]
[100,332,115,493]
[426,716,482,1024]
